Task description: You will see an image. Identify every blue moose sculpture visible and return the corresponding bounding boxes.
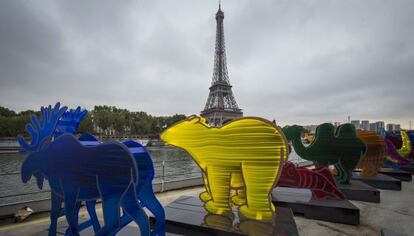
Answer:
[18,103,165,236]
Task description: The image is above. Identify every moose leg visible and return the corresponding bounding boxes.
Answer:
[122,186,150,236]
[76,201,101,233]
[139,179,165,236]
[204,165,232,215]
[86,200,101,232]
[240,162,278,221]
[62,188,80,236]
[94,194,122,236]
[65,202,82,236]
[48,192,62,236]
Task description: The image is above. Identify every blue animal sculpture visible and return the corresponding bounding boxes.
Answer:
[18,103,150,236]
[50,108,101,236]
[76,134,166,236]
[57,108,165,236]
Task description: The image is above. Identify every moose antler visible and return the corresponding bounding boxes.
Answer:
[18,102,67,152]
[54,106,87,138]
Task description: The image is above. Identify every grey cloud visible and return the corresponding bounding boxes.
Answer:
[0,0,413,128]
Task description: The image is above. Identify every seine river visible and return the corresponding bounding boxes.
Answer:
[0,143,304,206]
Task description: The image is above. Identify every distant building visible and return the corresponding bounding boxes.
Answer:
[375,121,385,132]
[395,124,401,131]
[361,120,369,131]
[369,123,377,132]
[386,123,401,132]
[351,120,360,130]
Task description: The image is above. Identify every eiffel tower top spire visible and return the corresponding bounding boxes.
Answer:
[201,3,243,127]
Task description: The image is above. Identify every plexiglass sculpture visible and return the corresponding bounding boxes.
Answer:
[357,131,386,176]
[278,161,345,199]
[18,103,164,236]
[283,123,366,184]
[397,131,412,158]
[161,116,288,221]
[384,139,411,167]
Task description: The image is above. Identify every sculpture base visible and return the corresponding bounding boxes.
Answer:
[353,168,412,182]
[352,173,401,190]
[271,187,359,225]
[381,228,410,236]
[30,222,159,236]
[156,195,299,236]
[338,180,380,203]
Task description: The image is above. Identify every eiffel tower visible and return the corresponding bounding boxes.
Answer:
[201,3,243,127]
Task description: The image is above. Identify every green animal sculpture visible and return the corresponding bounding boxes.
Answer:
[283,123,366,184]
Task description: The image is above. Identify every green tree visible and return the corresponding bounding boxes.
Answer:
[77,113,94,134]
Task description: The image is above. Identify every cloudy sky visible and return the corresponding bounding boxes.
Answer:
[0,0,413,127]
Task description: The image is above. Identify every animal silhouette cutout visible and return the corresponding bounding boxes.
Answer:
[384,139,411,168]
[356,131,386,176]
[161,116,288,221]
[18,103,153,236]
[379,129,412,169]
[283,123,366,184]
[278,162,345,199]
[397,131,412,158]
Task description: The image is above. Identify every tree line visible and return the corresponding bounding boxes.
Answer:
[0,105,187,137]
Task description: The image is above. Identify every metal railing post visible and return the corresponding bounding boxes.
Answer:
[161,161,165,192]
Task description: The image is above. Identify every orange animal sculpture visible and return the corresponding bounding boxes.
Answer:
[357,131,386,176]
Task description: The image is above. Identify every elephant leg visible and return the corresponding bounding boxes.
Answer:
[48,192,62,236]
[62,187,80,236]
[121,187,150,236]
[204,165,232,215]
[199,171,212,203]
[239,162,278,221]
[139,180,165,236]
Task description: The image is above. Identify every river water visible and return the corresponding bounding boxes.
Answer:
[0,144,304,206]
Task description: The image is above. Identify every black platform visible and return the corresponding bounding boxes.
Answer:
[271,187,359,225]
[400,164,414,173]
[352,173,401,190]
[30,221,180,236]
[354,168,412,182]
[157,195,299,236]
[381,228,410,236]
[338,180,380,203]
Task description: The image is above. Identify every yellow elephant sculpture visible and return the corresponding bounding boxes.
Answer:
[160,116,288,221]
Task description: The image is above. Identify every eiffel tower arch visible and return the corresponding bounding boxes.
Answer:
[201,3,243,127]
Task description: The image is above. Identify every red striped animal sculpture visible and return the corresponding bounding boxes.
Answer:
[278,162,345,199]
